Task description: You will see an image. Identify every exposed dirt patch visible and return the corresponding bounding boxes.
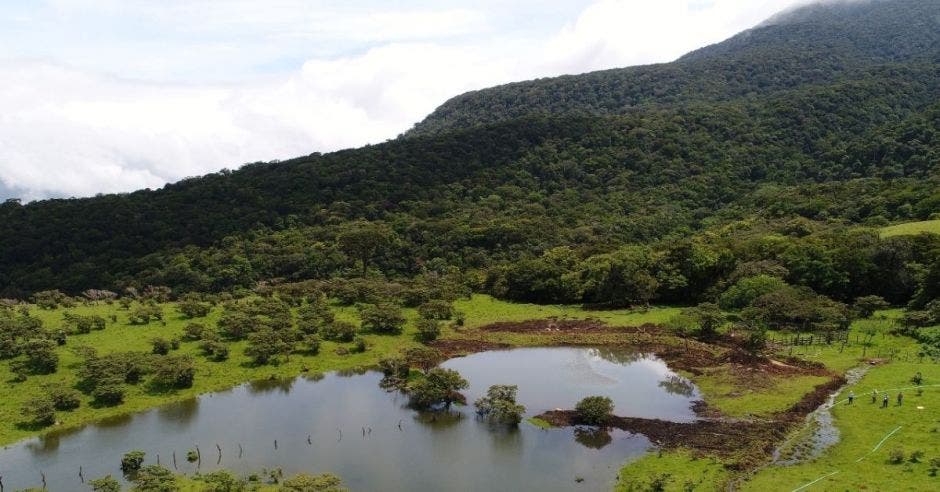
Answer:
[428,339,510,358]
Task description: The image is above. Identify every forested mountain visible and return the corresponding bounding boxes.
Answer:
[410,0,940,136]
[1,0,939,317]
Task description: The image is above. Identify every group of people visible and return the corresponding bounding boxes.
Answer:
[845,373,922,408]
[845,389,903,407]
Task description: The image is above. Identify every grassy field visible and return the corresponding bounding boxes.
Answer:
[4,297,936,491]
[880,219,940,238]
[0,301,424,446]
[615,312,940,491]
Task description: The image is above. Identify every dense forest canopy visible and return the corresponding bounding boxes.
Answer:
[1,0,939,323]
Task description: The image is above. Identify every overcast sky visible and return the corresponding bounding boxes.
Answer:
[0,0,809,201]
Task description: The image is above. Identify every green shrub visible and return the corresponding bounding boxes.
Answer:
[576,396,614,425]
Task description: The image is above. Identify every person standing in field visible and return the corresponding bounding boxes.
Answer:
[897,392,903,406]
[871,390,877,404]
[882,393,889,408]
[848,391,855,404]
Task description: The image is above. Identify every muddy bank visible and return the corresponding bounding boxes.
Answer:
[537,410,783,467]
[475,318,836,380]
[536,375,848,469]
[428,339,510,357]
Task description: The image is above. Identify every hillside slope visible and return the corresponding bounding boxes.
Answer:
[409,0,940,136]
[0,0,938,298]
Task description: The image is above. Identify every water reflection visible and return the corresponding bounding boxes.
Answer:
[574,427,613,450]
[157,397,199,424]
[247,377,294,395]
[658,375,696,397]
[413,409,464,429]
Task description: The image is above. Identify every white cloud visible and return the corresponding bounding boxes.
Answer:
[0,0,807,200]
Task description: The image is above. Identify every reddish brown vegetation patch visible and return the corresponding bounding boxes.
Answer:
[428,339,509,357]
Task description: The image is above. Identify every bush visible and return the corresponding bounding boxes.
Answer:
[352,337,367,353]
[22,338,59,374]
[48,384,81,410]
[475,385,525,425]
[131,464,176,490]
[200,340,230,361]
[889,448,905,464]
[92,377,126,406]
[320,321,357,342]
[358,303,406,334]
[178,298,211,318]
[21,396,56,426]
[854,295,889,318]
[417,300,454,320]
[576,396,614,425]
[128,304,163,325]
[89,475,121,492]
[304,334,321,355]
[151,337,172,355]
[151,355,196,389]
[183,323,207,341]
[196,470,246,491]
[121,450,146,473]
[416,318,442,342]
[279,472,345,491]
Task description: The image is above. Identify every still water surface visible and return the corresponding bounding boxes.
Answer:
[0,347,700,491]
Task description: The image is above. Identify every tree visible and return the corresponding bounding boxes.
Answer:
[92,376,126,406]
[403,346,442,372]
[151,337,172,355]
[245,328,295,365]
[854,295,890,318]
[417,300,454,320]
[200,339,230,361]
[297,296,335,335]
[21,396,56,426]
[128,304,163,325]
[738,314,769,356]
[685,302,725,339]
[89,475,121,492]
[47,383,81,410]
[121,450,146,474]
[177,297,211,318]
[151,355,196,389]
[304,334,321,355]
[337,221,394,276]
[719,275,789,310]
[416,318,442,342]
[320,321,357,342]
[358,303,405,334]
[217,310,254,339]
[475,385,526,425]
[576,396,614,425]
[409,368,468,410]
[23,338,59,374]
[183,322,207,341]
